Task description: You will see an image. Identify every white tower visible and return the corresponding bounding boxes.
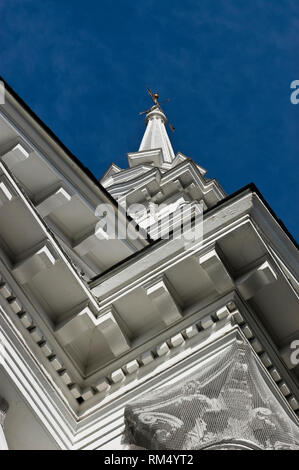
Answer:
[139,106,175,164]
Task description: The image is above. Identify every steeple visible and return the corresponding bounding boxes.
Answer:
[139,105,175,164]
[127,88,175,170]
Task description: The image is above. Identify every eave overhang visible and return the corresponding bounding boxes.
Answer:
[0,77,150,278]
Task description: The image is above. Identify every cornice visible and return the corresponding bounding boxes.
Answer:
[0,160,99,311]
[2,244,298,419]
[0,307,75,448]
[0,282,297,450]
[90,187,298,292]
[0,178,287,412]
[107,158,225,205]
[90,193,255,295]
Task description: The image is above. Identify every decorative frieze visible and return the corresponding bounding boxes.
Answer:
[86,302,233,404]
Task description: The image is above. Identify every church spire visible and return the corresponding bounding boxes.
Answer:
[139,105,175,164]
[137,87,175,166]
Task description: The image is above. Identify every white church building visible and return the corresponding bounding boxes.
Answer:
[0,79,298,450]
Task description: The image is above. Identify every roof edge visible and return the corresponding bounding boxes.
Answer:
[0,76,152,244]
[89,182,298,284]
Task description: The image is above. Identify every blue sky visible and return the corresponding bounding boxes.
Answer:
[1,0,298,239]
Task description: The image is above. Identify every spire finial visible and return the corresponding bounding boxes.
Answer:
[146,86,160,106]
[139,86,175,132]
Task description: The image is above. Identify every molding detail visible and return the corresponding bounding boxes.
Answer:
[56,305,130,357]
[123,338,299,450]
[144,275,182,326]
[1,268,297,413]
[0,270,77,402]
[73,226,109,256]
[13,242,59,284]
[198,249,234,294]
[1,141,30,168]
[36,185,72,217]
[56,305,96,345]
[1,260,298,418]
[88,301,231,404]
[236,261,278,300]
[96,307,130,356]
[0,175,17,206]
